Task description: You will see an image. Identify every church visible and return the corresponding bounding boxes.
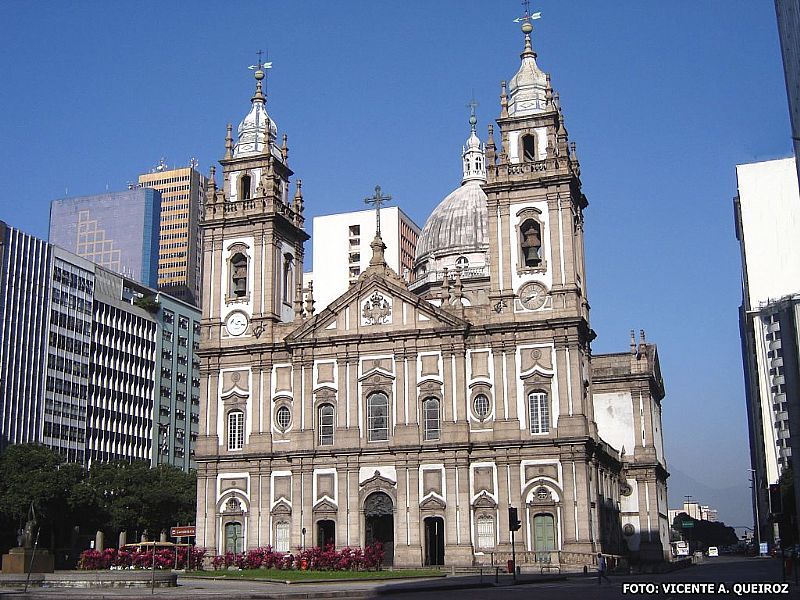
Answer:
[194,16,670,568]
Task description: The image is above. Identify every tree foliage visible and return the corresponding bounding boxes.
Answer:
[0,445,196,554]
[672,512,738,549]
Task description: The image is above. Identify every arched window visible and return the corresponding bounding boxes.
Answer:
[225,521,243,553]
[318,403,334,446]
[521,134,537,162]
[455,256,469,270]
[228,410,245,450]
[239,173,252,200]
[230,252,248,298]
[528,391,549,434]
[274,520,290,553]
[422,397,440,441]
[476,515,495,549]
[520,219,542,267]
[367,392,389,441]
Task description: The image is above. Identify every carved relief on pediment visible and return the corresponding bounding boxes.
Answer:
[422,469,443,497]
[524,464,558,483]
[473,467,494,495]
[472,491,497,509]
[520,347,553,374]
[273,475,291,502]
[419,495,446,511]
[221,369,249,396]
[271,499,292,516]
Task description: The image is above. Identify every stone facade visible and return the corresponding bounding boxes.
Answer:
[195,26,669,567]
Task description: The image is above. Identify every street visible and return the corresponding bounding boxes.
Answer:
[0,556,797,599]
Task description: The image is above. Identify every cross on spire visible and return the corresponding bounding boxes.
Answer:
[513,0,541,24]
[364,185,392,236]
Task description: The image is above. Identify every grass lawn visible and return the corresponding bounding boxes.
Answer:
[186,568,444,581]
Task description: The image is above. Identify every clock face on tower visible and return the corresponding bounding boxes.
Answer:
[225,311,249,336]
[518,282,548,310]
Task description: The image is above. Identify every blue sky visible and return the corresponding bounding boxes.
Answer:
[0,1,791,529]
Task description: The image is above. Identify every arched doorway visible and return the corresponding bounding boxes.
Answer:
[224,521,243,554]
[424,516,445,565]
[316,519,335,548]
[364,492,394,566]
[532,513,556,551]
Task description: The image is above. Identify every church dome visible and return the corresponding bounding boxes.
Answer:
[414,180,488,263]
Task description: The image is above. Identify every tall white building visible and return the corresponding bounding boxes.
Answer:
[735,156,800,546]
[308,207,420,311]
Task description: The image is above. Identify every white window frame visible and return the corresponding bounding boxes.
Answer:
[228,410,245,450]
[528,391,549,434]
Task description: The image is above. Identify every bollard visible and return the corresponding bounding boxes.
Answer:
[495,566,500,583]
[95,530,104,553]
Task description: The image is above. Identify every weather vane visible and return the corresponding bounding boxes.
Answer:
[467,95,478,132]
[513,0,541,24]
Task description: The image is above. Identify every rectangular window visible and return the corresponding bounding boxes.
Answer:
[477,517,495,549]
[318,405,334,446]
[275,521,290,553]
[367,394,389,441]
[227,411,244,450]
[529,392,550,434]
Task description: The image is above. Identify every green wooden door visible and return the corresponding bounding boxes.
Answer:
[533,514,555,551]
[225,522,243,553]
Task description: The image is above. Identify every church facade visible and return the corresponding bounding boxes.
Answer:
[195,20,669,567]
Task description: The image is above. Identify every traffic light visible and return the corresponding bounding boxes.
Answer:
[508,506,521,531]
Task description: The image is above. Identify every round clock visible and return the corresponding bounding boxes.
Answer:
[518,282,548,310]
[225,312,249,336]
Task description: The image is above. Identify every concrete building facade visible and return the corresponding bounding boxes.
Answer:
[735,156,800,546]
[139,162,207,307]
[49,188,161,288]
[195,22,669,568]
[309,207,420,311]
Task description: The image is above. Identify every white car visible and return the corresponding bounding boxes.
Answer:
[707,546,719,557]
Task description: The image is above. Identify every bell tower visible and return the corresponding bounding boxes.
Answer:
[483,15,588,322]
[201,58,309,344]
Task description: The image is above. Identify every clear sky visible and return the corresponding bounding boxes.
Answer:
[0,1,791,529]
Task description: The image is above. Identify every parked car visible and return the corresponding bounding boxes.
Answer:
[707,546,719,557]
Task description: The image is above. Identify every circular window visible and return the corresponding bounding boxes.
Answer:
[276,406,291,431]
[623,524,636,537]
[455,256,469,270]
[536,487,550,500]
[473,394,490,419]
[620,483,633,497]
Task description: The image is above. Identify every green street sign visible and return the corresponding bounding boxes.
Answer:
[682,521,694,528]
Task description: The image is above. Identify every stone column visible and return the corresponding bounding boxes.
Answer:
[442,351,454,422]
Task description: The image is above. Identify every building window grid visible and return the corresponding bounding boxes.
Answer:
[476,515,495,549]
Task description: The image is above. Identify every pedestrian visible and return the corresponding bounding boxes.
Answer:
[597,552,611,584]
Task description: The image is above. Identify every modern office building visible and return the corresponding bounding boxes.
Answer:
[138,161,207,307]
[775,0,800,185]
[735,156,800,546]
[196,19,669,567]
[0,221,200,470]
[0,222,52,451]
[49,188,161,288]
[309,207,420,311]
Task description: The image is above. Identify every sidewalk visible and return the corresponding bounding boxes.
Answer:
[0,571,567,599]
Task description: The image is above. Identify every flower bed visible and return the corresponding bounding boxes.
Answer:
[209,543,384,571]
[78,546,206,570]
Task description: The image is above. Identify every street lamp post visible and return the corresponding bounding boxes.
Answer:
[749,469,761,553]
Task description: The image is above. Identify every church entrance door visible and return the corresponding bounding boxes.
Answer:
[364,492,394,566]
[533,513,556,551]
[423,516,445,565]
[316,519,335,548]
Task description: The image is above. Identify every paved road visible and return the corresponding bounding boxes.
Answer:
[0,556,796,599]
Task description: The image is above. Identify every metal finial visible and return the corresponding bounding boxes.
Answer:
[467,95,478,132]
[364,185,392,237]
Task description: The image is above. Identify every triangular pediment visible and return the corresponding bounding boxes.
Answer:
[419,494,447,511]
[286,274,470,343]
[312,498,338,514]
